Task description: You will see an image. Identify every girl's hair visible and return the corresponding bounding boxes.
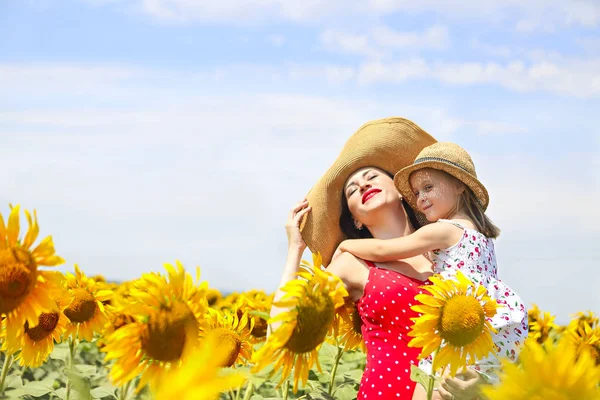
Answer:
[457,184,501,239]
[339,169,421,239]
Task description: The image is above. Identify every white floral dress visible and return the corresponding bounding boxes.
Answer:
[418,219,528,380]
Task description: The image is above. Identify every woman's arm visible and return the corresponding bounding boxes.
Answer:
[337,223,456,262]
[268,200,312,336]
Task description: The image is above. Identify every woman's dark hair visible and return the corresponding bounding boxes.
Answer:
[339,169,422,239]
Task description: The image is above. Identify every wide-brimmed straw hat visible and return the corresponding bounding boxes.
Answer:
[299,117,437,267]
[393,142,489,214]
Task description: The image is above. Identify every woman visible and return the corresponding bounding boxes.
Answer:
[274,118,484,399]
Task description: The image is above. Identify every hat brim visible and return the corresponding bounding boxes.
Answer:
[299,117,437,267]
[393,159,490,219]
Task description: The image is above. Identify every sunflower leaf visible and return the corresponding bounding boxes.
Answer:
[20,381,54,397]
[50,344,70,363]
[410,365,436,391]
[5,374,23,389]
[90,385,117,399]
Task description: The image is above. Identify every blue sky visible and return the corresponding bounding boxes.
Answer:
[1,0,599,322]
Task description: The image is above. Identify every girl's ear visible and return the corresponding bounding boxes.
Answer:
[354,220,364,230]
[454,180,466,195]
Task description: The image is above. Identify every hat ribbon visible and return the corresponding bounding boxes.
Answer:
[413,156,470,173]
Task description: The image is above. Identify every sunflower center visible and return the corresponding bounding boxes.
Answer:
[250,316,268,338]
[64,288,97,323]
[439,295,485,347]
[112,314,136,330]
[141,302,196,362]
[351,306,363,334]
[0,248,37,314]
[285,293,335,353]
[24,311,60,342]
[211,327,242,367]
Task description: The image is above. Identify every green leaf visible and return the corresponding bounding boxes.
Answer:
[75,364,97,375]
[410,365,436,391]
[342,369,363,383]
[50,344,70,363]
[54,388,67,400]
[5,374,23,389]
[21,381,54,397]
[90,385,117,399]
[333,385,358,400]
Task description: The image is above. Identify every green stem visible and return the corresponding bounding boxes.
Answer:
[0,353,14,396]
[65,337,77,400]
[118,380,131,400]
[282,381,289,400]
[241,382,254,400]
[328,346,344,396]
[425,376,434,400]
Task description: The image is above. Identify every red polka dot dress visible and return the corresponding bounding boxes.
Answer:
[355,261,430,399]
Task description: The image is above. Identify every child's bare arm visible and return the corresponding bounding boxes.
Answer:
[337,223,455,262]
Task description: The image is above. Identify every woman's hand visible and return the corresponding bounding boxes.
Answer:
[285,199,311,251]
[436,368,485,400]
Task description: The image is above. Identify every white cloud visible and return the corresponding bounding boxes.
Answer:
[268,34,286,47]
[357,57,600,97]
[371,25,450,50]
[320,30,381,58]
[96,0,600,30]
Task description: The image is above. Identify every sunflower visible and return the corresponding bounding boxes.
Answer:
[528,304,558,344]
[153,334,245,400]
[233,289,273,342]
[251,253,347,392]
[0,205,65,331]
[329,299,365,352]
[481,337,600,399]
[63,264,112,342]
[101,261,209,392]
[568,310,599,331]
[204,309,254,367]
[2,287,71,367]
[206,288,222,307]
[569,321,600,365]
[408,271,498,376]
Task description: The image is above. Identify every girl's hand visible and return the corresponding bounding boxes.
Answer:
[436,368,484,400]
[285,199,311,251]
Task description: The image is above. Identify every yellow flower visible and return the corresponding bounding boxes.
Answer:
[0,205,65,330]
[233,289,273,342]
[153,334,246,400]
[568,310,599,332]
[206,287,222,307]
[63,264,112,342]
[408,271,498,376]
[481,337,600,400]
[251,253,347,392]
[101,261,209,392]
[204,309,254,367]
[528,304,558,344]
[2,283,71,367]
[569,322,600,366]
[329,299,365,352]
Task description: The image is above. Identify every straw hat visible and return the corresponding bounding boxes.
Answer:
[393,142,489,214]
[299,117,437,267]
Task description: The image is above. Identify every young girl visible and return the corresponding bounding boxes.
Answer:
[335,142,527,398]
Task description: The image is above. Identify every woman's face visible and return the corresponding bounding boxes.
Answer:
[343,167,401,226]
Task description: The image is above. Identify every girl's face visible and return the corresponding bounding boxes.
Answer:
[344,167,400,226]
[409,168,464,222]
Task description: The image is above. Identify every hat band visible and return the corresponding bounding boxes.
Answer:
[413,156,471,174]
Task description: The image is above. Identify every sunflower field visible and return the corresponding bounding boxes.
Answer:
[1,205,600,400]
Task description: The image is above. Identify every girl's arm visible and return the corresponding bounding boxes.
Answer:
[337,223,456,262]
